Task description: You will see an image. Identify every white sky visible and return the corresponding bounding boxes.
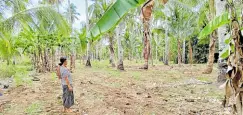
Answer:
[29,0,94,30]
[61,0,94,29]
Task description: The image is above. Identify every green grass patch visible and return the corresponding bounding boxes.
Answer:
[0,58,33,86]
[17,56,32,65]
[108,70,121,78]
[92,60,109,69]
[14,70,32,87]
[25,102,43,115]
[16,65,33,71]
[0,64,16,78]
[206,91,224,100]
[196,76,212,82]
[131,72,141,80]
[51,72,57,81]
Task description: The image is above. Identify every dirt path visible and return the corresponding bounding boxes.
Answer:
[1,63,227,115]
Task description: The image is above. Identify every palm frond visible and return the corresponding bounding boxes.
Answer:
[0,6,70,36]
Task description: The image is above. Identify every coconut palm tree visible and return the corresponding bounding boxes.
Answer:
[215,0,228,82]
[0,0,70,71]
[108,32,116,67]
[202,0,217,74]
[85,0,92,67]
[91,0,116,67]
[88,0,208,69]
[65,1,80,72]
[117,23,124,70]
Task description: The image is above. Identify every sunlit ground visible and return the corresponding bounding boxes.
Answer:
[0,60,225,115]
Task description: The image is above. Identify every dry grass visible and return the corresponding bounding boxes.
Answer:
[1,60,227,115]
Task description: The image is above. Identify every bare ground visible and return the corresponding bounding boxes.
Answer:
[0,61,227,115]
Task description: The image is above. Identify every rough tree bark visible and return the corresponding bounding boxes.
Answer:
[215,0,227,82]
[140,0,154,69]
[164,29,170,65]
[117,24,124,70]
[177,39,182,66]
[37,47,42,73]
[203,31,217,74]
[222,0,243,112]
[182,38,186,64]
[188,40,193,64]
[68,0,76,72]
[150,32,154,66]
[108,35,116,67]
[203,0,217,74]
[85,0,91,67]
[44,48,51,72]
[51,47,56,71]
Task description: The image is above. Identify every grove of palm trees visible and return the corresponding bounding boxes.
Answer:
[0,0,243,114]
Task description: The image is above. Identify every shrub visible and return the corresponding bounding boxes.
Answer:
[25,102,43,115]
[0,64,16,78]
[14,70,32,87]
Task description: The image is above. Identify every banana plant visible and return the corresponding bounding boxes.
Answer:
[0,0,70,71]
[199,9,242,59]
[89,0,148,40]
[198,12,230,39]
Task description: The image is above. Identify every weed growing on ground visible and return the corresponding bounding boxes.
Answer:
[25,102,43,115]
[197,76,212,82]
[0,64,16,78]
[51,72,57,81]
[131,72,141,80]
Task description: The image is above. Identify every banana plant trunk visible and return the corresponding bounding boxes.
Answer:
[44,48,50,72]
[224,0,243,112]
[37,46,43,73]
[215,0,227,82]
[117,25,124,70]
[109,35,116,67]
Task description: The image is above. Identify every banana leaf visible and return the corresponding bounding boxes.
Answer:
[89,0,147,41]
[198,12,230,39]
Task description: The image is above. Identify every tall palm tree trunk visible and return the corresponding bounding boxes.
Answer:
[117,25,124,70]
[203,31,217,74]
[109,35,116,67]
[182,38,186,63]
[156,44,158,61]
[215,0,227,82]
[203,0,217,74]
[143,23,150,69]
[85,0,91,67]
[164,29,169,65]
[140,0,154,69]
[188,40,193,64]
[177,39,182,66]
[51,47,56,71]
[150,33,154,66]
[67,0,76,72]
